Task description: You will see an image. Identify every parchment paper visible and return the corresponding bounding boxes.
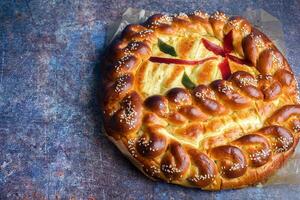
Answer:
[105,7,300,186]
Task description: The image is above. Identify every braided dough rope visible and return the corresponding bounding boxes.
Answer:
[101,10,300,190]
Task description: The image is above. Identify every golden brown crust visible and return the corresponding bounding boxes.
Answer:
[101,10,300,190]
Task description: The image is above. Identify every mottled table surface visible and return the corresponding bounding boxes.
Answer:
[0,0,300,199]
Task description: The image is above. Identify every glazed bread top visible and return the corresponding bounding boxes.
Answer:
[101,11,300,190]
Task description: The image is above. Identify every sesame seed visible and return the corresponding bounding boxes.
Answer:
[123,42,140,56]
[273,136,293,153]
[174,12,188,19]
[296,91,300,103]
[229,19,240,30]
[227,163,247,172]
[151,15,173,28]
[108,109,117,117]
[270,50,283,66]
[119,96,137,129]
[161,164,182,174]
[240,24,250,36]
[257,74,263,80]
[195,89,216,100]
[137,137,157,152]
[128,138,138,158]
[114,74,130,93]
[148,165,160,176]
[189,173,215,182]
[159,15,173,23]
[251,34,265,48]
[138,29,154,38]
[218,84,234,93]
[211,11,228,22]
[249,149,271,162]
[193,10,209,19]
[129,42,139,51]
[293,124,300,133]
[114,55,130,72]
[195,92,205,100]
[124,48,132,55]
[265,75,273,80]
[238,77,257,86]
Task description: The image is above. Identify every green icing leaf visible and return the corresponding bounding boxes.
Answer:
[158,39,177,57]
[182,72,196,89]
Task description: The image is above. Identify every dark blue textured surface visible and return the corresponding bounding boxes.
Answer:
[0,0,299,199]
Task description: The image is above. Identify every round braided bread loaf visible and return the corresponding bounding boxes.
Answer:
[101,10,300,190]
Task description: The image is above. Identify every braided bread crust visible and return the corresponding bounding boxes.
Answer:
[101,10,300,190]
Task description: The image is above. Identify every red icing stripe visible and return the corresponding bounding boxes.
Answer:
[201,38,225,56]
[218,58,231,80]
[149,56,217,65]
[227,54,250,65]
[223,30,233,54]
